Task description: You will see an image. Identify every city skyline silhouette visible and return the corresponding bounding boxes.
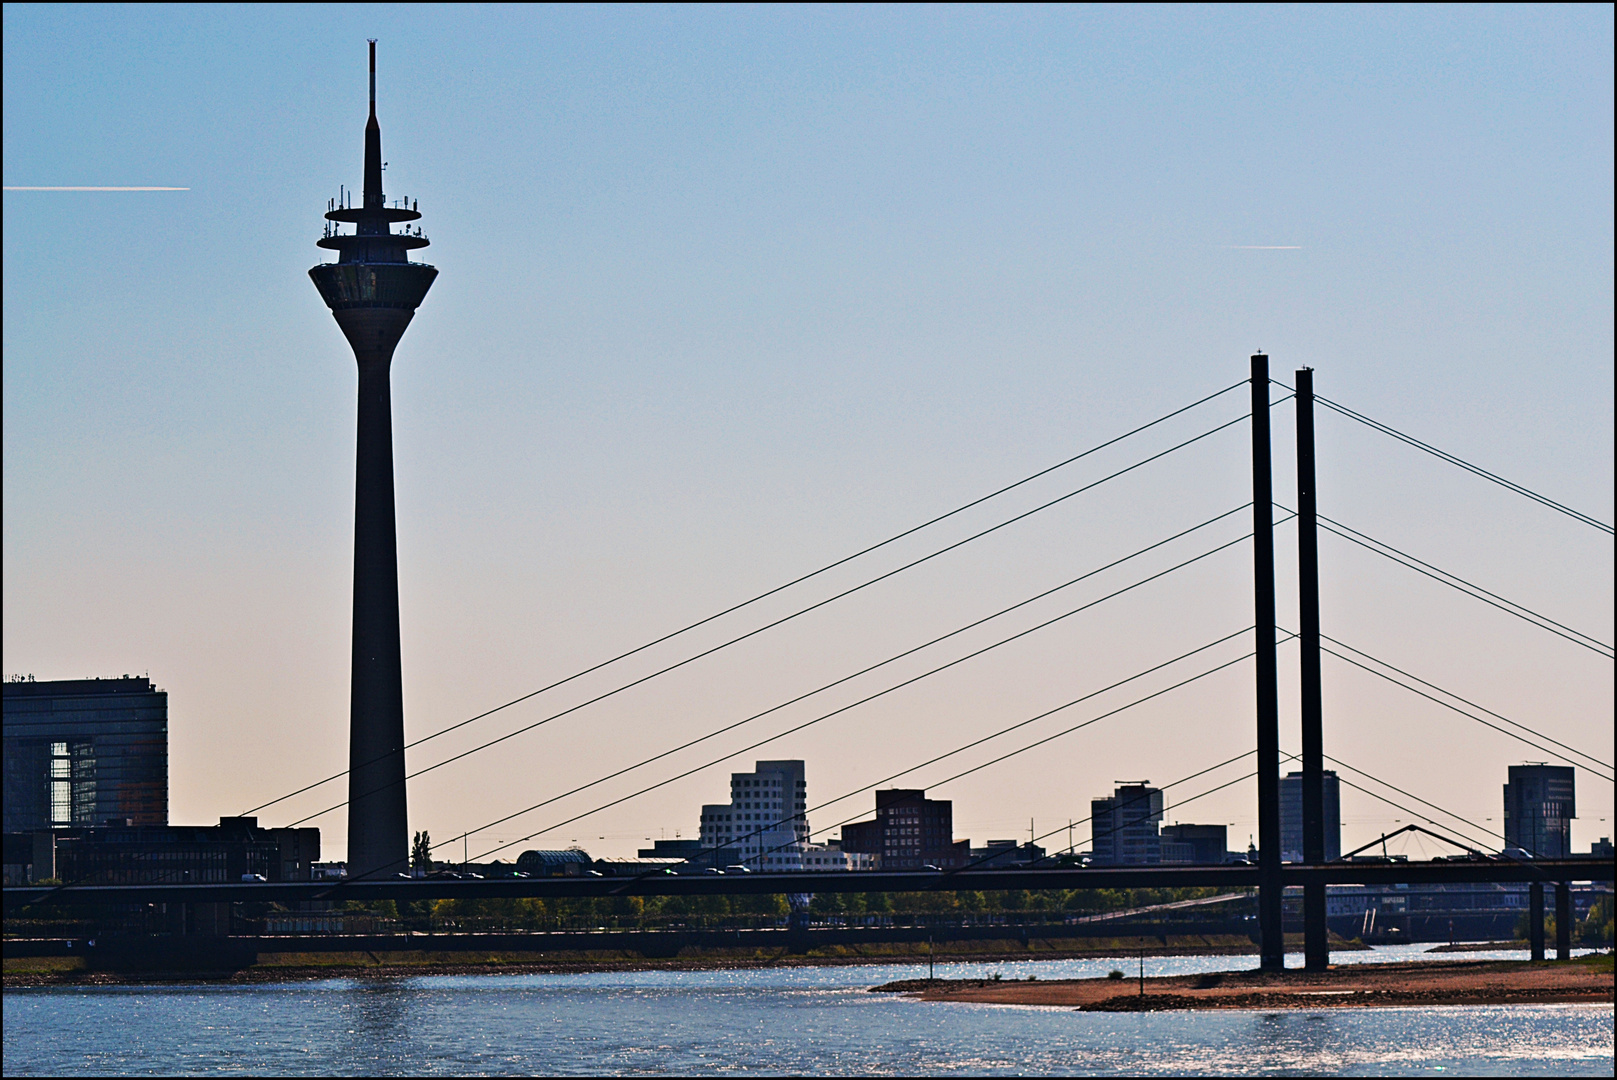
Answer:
[4,7,1611,863]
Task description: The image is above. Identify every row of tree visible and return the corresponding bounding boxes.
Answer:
[1515,894,1615,947]
[357,886,1234,930]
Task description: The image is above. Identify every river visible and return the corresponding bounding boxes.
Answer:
[4,945,1610,1075]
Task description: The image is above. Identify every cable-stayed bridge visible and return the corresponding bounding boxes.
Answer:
[8,355,1612,970]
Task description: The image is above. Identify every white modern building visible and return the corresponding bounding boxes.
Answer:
[699,759,809,871]
[800,841,878,871]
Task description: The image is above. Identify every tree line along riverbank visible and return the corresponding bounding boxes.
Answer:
[4,931,1358,986]
[8,885,1248,938]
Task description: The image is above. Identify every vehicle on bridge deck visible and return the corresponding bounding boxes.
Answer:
[593,858,699,877]
[514,849,592,877]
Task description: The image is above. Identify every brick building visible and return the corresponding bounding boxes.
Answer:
[840,789,969,870]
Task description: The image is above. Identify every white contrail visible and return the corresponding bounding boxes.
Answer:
[1227,245,1302,249]
[4,186,189,191]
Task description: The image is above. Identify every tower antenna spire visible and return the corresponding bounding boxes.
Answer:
[362,41,382,208]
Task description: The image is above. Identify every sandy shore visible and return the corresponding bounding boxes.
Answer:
[872,955,1615,1010]
[1424,940,1524,952]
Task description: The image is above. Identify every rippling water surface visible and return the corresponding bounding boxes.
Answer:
[5,946,1610,1076]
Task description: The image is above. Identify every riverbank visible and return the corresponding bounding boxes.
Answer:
[872,954,1615,1010]
[3,933,1354,986]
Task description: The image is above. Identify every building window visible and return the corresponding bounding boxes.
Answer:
[50,741,71,825]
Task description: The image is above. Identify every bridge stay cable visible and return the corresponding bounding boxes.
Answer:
[652,638,1263,878]
[1319,634,1612,773]
[375,509,1254,847]
[298,482,1270,831]
[1317,752,1524,856]
[740,633,1583,879]
[843,744,1532,884]
[719,745,1265,886]
[476,631,1277,866]
[1329,751,1591,861]
[1316,392,1614,534]
[838,639,1286,877]
[724,751,1261,889]
[242,383,1248,814]
[1317,639,1614,782]
[437,529,1270,853]
[1285,508,1614,657]
[848,754,1259,881]
[984,761,1261,876]
[1338,823,1487,860]
[1272,379,1613,535]
[788,745,1441,880]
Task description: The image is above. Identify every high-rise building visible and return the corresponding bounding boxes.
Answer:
[1280,770,1341,862]
[698,760,809,871]
[3,677,167,832]
[1091,782,1163,865]
[309,43,438,879]
[840,789,970,870]
[1160,823,1229,864]
[1503,764,1575,858]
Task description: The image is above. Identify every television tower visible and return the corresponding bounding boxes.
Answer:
[309,41,437,879]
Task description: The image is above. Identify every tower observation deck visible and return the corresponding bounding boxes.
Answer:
[309,41,436,880]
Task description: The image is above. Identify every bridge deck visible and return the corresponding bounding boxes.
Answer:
[5,858,1609,909]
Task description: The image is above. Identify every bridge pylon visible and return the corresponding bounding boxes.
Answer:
[1250,353,1284,971]
[1296,367,1330,971]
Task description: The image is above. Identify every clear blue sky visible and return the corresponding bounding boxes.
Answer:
[5,5,1611,861]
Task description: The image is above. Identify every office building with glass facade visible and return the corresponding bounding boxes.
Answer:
[3,676,168,832]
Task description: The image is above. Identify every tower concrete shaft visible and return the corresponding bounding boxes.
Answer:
[309,41,437,879]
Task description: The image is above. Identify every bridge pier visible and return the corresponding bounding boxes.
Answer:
[1555,881,1571,960]
[1529,881,1545,960]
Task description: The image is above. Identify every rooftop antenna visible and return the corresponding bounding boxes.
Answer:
[369,39,377,119]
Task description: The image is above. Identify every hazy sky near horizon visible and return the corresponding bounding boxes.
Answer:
[4,5,1612,862]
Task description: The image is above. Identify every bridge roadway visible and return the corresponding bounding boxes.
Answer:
[3,919,1263,964]
[5,858,1609,909]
